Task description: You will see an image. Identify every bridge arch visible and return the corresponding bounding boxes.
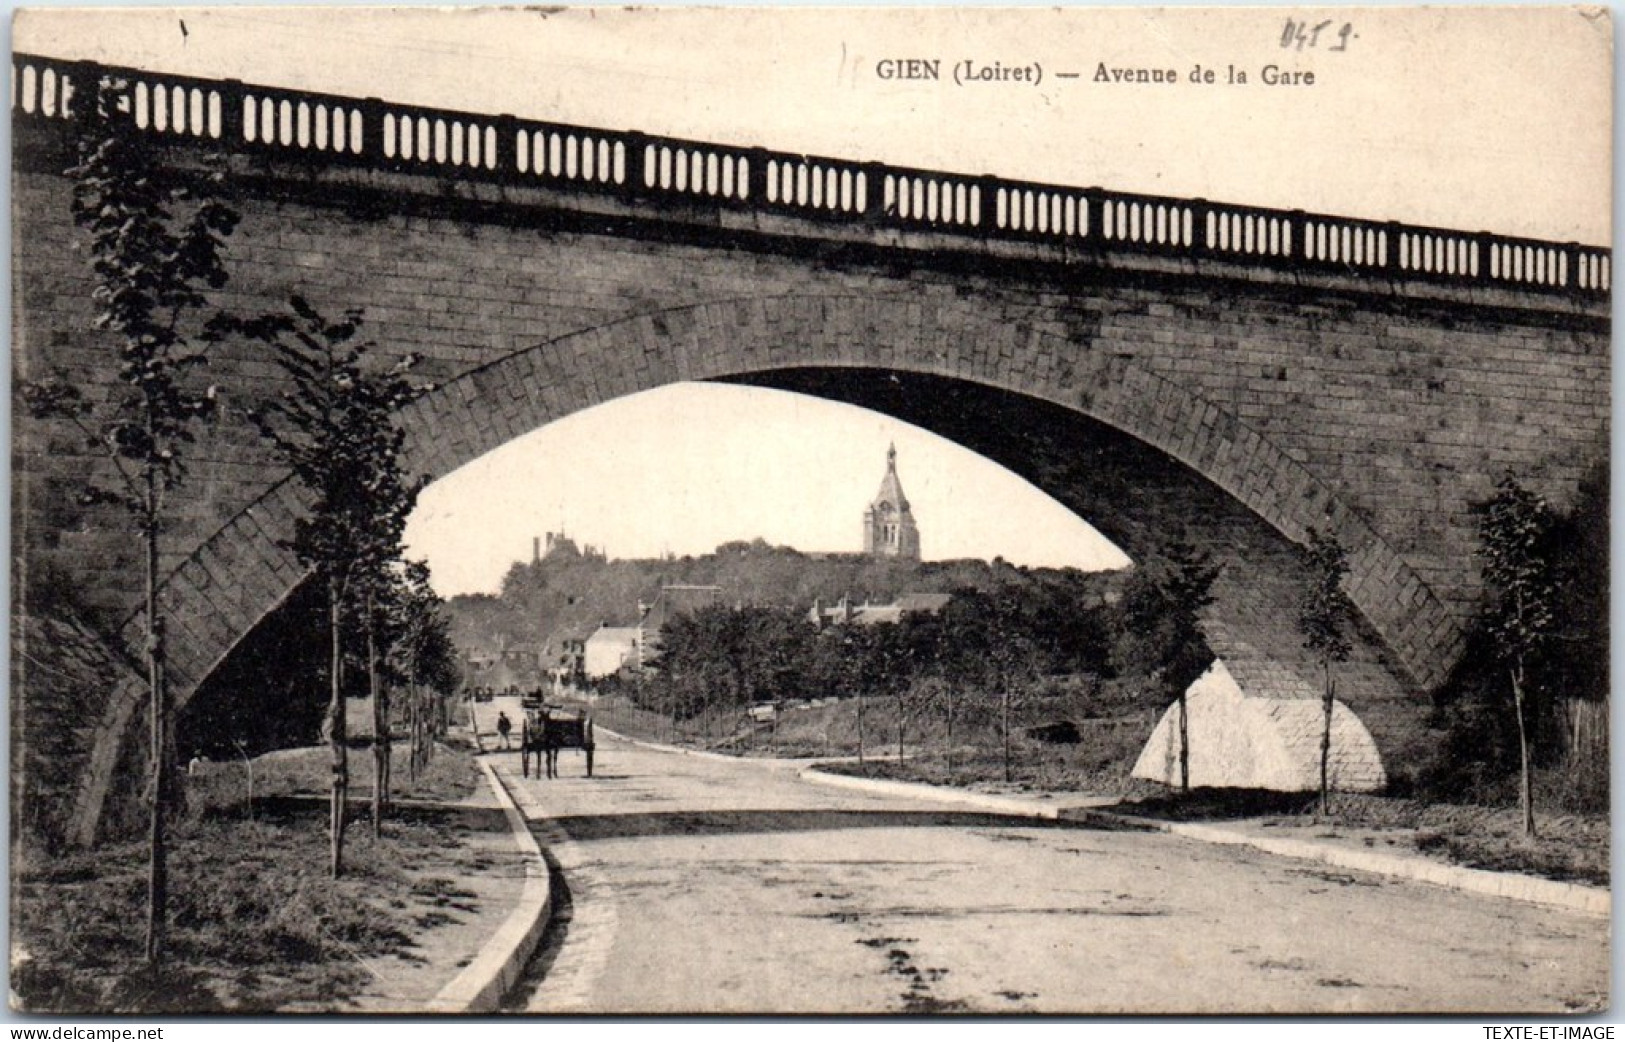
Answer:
[75,291,1447,843]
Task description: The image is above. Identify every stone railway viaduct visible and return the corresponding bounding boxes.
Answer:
[9,55,1609,844]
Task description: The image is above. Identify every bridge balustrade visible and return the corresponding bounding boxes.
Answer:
[243,88,365,157]
[11,52,1610,300]
[1301,216,1389,271]
[997,183,1087,239]
[884,168,978,229]
[1213,207,1295,261]
[1576,251,1611,292]
[766,155,866,216]
[379,106,500,173]
[643,141,742,200]
[1103,196,1194,251]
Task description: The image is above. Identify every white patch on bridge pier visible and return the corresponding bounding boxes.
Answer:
[1131,659,1387,792]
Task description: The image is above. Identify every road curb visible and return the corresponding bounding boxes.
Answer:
[424,758,553,1013]
[596,726,775,766]
[605,735,1111,815]
[799,765,1096,819]
[1134,817,1612,919]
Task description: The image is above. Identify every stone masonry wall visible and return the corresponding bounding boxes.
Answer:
[11,143,1608,839]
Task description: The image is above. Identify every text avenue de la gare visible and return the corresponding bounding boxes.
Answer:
[874,58,1317,87]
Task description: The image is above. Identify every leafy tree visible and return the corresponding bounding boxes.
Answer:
[889,617,950,762]
[1542,469,1609,808]
[987,604,1043,784]
[1112,541,1219,791]
[843,626,879,767]
[236,296,426,876]
[1550,468,1609,706]
[1297,528,1354,817]
[386,560,460,783]
[917,596,985,776]
[19,72,239,965]
[793,622,881,765]
[647,604,812,736]
[1476,476,1559,838]
[1420,468,1606,810]
[855,622,915,762]
[933,589,1045,782]
[1031,574,1115,676]
[354,470,427,834]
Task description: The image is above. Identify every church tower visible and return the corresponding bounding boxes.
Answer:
[863,444,921,561]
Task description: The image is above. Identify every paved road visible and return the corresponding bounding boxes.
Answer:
[491,728,1607,1015]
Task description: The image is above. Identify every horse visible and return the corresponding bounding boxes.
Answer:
[521,707,596,779]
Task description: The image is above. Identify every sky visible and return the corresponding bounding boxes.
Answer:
[404,383,1133,595]
[11,7,1612,597]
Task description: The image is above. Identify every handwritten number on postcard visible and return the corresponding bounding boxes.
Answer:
[1281,19,1354,51]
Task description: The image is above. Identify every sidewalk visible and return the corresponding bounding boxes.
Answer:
[420,755,553,1013]
[344,734,551,1014]
[596,725,822,770]
[798,766,1611,919]
[799,762,1118,818]
[1113,813,1611,918]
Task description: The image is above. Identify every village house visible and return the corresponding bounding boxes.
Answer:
[583,583,724,679]
[635,584,722,667]
[583,625,641,679]
[806,591,952,629]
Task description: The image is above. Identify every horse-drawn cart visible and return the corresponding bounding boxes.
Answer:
[520,704,596,779]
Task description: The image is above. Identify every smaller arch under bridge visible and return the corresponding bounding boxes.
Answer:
[9,54,1608,845]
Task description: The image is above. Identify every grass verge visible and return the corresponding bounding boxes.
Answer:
[595,695,1608,888]
[1117,788,1609,887]
[12,742,495,1013]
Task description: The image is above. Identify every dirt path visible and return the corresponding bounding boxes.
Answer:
[499,732,1607,1015]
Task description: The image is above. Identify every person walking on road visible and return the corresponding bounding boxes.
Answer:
[496,711,513,750]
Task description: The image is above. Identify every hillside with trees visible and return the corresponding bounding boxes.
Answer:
[443,535,1126,675]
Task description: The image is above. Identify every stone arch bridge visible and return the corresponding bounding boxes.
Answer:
[10,55,1608,844]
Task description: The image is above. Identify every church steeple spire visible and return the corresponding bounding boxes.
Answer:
[863,443,921,561]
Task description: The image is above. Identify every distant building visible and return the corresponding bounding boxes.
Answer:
[551,626,591,689]
[807,591,951,629]
[889,591,954,617]
[636,584,722,667]
[463,634,545,690]
[583,625,641,679]
[504,642,542,669]
[582,584,725,679]
[465,658,527,693]
[534,530,606,564]
[863,444,921,561]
